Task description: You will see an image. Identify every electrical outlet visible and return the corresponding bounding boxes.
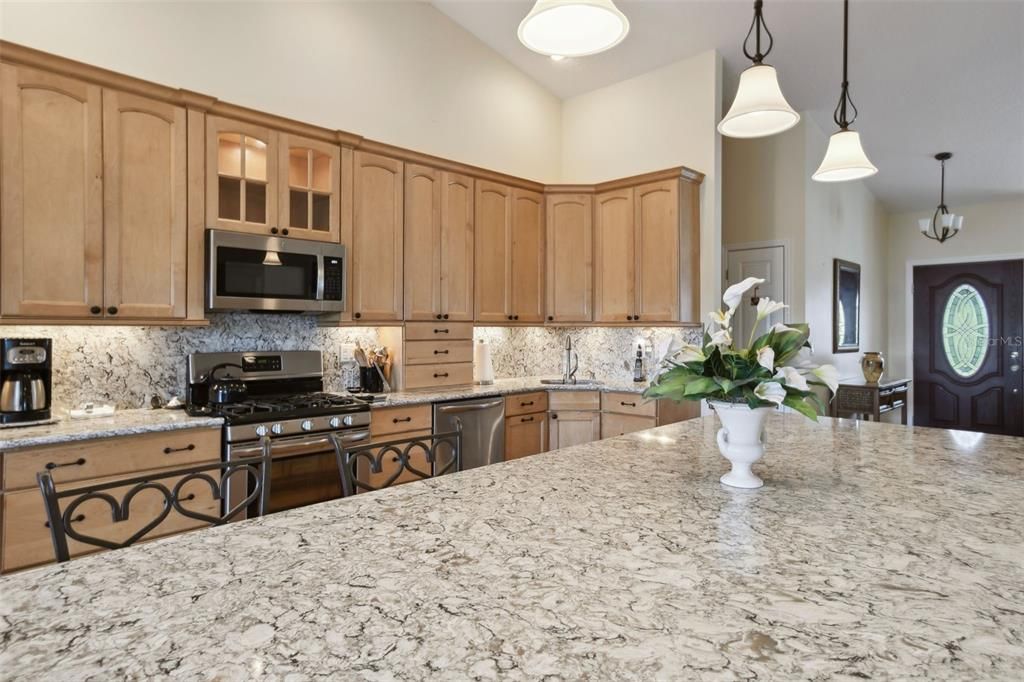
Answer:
[338,343,357,365]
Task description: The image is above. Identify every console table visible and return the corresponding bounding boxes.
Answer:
[830,378,911,424]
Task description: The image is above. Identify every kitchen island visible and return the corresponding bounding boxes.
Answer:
[1,415,1022,679]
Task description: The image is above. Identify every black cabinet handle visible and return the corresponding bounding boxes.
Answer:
[107,306,118,315]
[45,514,85,528]
[393,417,412,424]
[45,458,86,470]
[434,372,449,378]
[521,416,534,423]
[520,401,534,407]
[270,227,279,234]
[436,314,443,320]
[354,312,362,319]
[551,413,558,420]
[634,315,640,321]
[90,306,102,315]
[443,314,449,320]
[282,228,290,236]
[621,401,637,407]
[433,349,449,355]
[507,315,514,321]
[433,328,449,334]
[547,316,553,321]
[164,444,197,454]
[513,315,520,321]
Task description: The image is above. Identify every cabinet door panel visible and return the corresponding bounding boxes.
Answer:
[511,188,545,322]
[505,414,548,460]
[352,151,403,322]
[593,189,634,323]
[634,179,680,322]
[601,412,656,439]
[404,164,442,321]
[548,411,600,451]
[206,115,278,235]
[1,65,103,318]
[278,134,340,242]
[441,172,474,321]
[546,193,592,322]
[102,90,187,319]
[474,181,512,322]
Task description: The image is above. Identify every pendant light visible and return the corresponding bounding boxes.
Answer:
[919,153,963,243]
[718,0,800,139]
[813,0,878,182]
[518,0,630,58]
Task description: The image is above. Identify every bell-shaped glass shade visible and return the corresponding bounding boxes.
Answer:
[918,219,931,234]
[717,65,800,138]
[954,215,964,231]
[941,212,955,228]
[812,130,879,182]
[518,0,630,57]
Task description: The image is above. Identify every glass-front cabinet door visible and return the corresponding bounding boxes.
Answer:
[279,134,340,242]
[206,116,278,235]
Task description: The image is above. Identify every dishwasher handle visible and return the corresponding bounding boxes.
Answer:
[436,399,504,414]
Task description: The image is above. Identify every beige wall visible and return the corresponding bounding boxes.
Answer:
[561,51,723,320]
[0,0,563,182]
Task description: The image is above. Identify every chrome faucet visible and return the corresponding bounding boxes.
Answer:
[562,335,579,384]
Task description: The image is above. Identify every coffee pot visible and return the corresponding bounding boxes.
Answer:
[0,338,52,425]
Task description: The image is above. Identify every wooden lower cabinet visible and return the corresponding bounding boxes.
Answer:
[548,410,601,451]
[505,414,547,461]
[601,412,656,439]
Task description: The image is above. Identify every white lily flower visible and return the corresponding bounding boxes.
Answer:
[756,297,788,321]
[675,343,706,363]
[774,366,809,391]
[756,346,775,372]
[708,309,733,328]
[811,364,840,394]
[753,381,786,405]
[722,276,765,313]
[708,328,732,349]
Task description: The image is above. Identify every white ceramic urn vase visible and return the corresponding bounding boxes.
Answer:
[710,401,774,489]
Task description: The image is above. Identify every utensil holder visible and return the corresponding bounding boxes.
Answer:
[359,366,384,393]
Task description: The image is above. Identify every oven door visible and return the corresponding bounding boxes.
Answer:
[207,229,340,312]
[226,429,371,517]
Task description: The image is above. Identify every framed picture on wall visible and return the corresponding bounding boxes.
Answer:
[833,259,861,353]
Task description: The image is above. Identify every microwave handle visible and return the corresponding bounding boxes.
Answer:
[315,253,326,302]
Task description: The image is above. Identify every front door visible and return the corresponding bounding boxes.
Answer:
[913,260,1023,435]
[726,245,786,345]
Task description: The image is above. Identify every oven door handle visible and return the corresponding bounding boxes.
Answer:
[229,430,372,459]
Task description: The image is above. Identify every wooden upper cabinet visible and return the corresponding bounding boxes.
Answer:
[545,193,592,323]
[593,188,635,323]
[102,90,187,319]
[0,65,103,318]
[351,151,403,322]
[511,188,545,323]
[404,164,442,321]
[634,179,680,323]
[474,180,512,322]
[279,134,340,242]
[440,172,474,321]
[678,178,701,323]
[206,115,278,235]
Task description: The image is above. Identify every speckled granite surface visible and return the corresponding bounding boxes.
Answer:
[2,415,1022,680]
[376,376,652,407]
[0,410,223,451]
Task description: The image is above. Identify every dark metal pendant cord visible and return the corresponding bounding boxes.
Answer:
[743,0,775,64]
[832,0,859,130]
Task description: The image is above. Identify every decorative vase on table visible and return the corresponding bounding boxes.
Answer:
[643,276,840,490]
[861,352,885,383]
[710,401,774,489]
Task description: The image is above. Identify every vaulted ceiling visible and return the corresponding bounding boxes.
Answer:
[434,0,1024,212]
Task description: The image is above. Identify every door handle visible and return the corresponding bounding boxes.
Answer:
[437,399,504,414]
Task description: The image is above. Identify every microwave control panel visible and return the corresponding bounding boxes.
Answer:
[323,257,344,302]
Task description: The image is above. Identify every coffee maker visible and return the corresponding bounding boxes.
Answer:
[0,338,52,426]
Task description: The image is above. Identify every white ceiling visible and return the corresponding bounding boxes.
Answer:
[433,0,1024,212]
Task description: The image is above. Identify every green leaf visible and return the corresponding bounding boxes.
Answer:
[783,394,818,421]
[684,376,720,397]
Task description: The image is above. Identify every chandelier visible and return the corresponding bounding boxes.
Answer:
[919,153,963,243]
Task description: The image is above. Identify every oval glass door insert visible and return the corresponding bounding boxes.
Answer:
[942,284,990,377]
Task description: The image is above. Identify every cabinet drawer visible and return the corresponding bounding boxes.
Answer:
[358,428,435,492]
[370,405,433,438]
[505,392,548,417]
[405,340,473,365]
[405,322,473,341]
[547,390,600,411]
[404,363,473,390]
[601,412,656,440]
[601,392,656,418]
[3,428,221,492]
[2,472,218,572]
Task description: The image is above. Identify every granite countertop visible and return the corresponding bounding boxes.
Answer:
[2,415,1022,679]
[375,375,652,407]
[0,409,224,451]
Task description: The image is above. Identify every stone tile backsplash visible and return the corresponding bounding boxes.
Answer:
[0,316,701,411]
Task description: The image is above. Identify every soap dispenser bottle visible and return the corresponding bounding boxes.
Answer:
[633,344,645,383]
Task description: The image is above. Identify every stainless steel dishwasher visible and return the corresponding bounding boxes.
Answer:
[433,397,505,471]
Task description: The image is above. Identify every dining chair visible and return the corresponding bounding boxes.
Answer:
[37,438,273,563]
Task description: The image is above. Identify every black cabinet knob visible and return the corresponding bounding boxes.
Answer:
[551,413,558,420]
[436,314,443,320]
[282,228,289,236]
[507,315,514,321]
[354,312,361,319]
[547,316,553,321]
[90,306,101,315]
[443,314,449,320]
[270,227,279,234]
[107,306,118,315]
[513,315,519,321]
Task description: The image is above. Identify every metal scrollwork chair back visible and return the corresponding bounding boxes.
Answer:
[331,420,462,497]
[36,438,273,563]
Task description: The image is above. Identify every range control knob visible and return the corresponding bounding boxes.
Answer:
[329,416,342,428]
[301,419,314,431]
[343,415,354,426]
[271,423,284,435]
[255,425,268,437]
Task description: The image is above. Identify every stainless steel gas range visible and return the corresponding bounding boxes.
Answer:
[186,350,371,515]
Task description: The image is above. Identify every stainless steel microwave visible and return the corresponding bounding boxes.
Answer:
[206,230,345,313]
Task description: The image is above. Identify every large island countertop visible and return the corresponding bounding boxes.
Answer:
[1,416,1022,679]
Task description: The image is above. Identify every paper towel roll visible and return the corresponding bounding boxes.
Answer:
[474,339,494,385]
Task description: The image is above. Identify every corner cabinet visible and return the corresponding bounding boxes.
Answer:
[350,151,404,322]
[545,192,593,323]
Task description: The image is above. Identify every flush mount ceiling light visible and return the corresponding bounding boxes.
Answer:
[813,0,878,182]
[718,0,800,139]
[518,0,630,58]
[919,153,963,243]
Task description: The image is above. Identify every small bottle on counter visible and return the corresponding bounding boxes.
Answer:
[633,344,645,383]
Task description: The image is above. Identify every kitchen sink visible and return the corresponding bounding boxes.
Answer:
[539,378,603,386]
